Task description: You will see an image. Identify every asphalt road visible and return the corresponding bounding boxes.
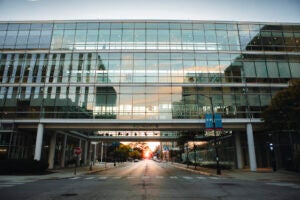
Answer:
[1,160,299,200]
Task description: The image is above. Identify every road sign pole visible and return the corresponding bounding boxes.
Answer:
[74,155,78,175]
[73,147,82,175]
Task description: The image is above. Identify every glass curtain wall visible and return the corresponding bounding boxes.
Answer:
[0,21,300,120]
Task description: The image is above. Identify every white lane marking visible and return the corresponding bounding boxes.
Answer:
[183,176,193,179]
[170,176,178,179]
[8,182,29,185]
[266,182,300,188]
[0,179,38,190]
[209,177,220,180]
[70,177,81,180]
[197,177,206,180]
[142,176,150,179]
[85,177,96,180]
[155,176,164,179]
[112,176,121,179]
[98,177,107,180]
[0,184,15,187]
[127,176,137,179]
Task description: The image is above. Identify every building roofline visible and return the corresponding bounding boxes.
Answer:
[0,19,300,25]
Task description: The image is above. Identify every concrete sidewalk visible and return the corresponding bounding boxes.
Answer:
[169,162,300,183]
[0,162,121,182]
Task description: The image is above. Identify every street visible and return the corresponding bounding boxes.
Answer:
[1,159,300,200]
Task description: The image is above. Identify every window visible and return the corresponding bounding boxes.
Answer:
[86,29,98,50]
[266,62,279,78]
[74,29,87,50]
[290,62,300,77]
[255,61,268,78]
[278,62,290,78]
[98,29,110,49]
[0,31,6,46]
[4,31,17,48]
[62,30,75,50]
[16,30,29,49]
[39,30,52,48]
[243,62,256,77]
[51,30,63,50]
[27,30,41,49]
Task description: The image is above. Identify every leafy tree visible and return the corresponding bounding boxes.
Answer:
[129,150,141,159]
[262,80,300,132]
[116,144,131,161]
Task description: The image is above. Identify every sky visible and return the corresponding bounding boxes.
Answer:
[0,0,299,23]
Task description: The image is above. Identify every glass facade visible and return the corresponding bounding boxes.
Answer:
[0,20,299,120]
[1,20,300,170]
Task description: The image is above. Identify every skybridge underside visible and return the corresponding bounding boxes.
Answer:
[10,118,262,130]
[1,118,264,141]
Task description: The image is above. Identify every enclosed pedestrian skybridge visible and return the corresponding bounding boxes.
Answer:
[8,118,263,142]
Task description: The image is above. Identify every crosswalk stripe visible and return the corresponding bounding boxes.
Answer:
[70,177,81,180]
[0,184,15,188]
[0,180,36,189]
[266,182,300,188]
[7,182,27,185]
[85,177,96,180]
[209,177,219,180]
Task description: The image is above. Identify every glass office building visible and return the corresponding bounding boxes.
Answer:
[0,20,299,170]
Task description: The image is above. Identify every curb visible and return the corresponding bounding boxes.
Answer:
[169,163,216,176]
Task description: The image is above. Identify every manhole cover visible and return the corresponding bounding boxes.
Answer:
[61,193,78,197]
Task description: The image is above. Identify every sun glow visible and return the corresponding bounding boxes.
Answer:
[143,150,151,158]
[146,142,160,152]
[121,141,160,152]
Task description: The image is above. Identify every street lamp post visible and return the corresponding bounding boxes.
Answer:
[208,96,221,175]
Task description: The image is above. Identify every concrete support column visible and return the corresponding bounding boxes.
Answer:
[60,134,67,168]
[93,142,97,164]
[246,123,257,171]
[83,140,88,165]
[77,139,82,166]
[100,141,104,163]
[235,132,244,169]
[48,133,57,169]
[88,141,92,166]
[34,123,44,161]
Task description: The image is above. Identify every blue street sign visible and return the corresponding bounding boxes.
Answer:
[205,113,222,129]
[215,114,223,129]
[205,114,213,129]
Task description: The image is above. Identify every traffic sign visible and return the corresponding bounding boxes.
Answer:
[205,114,213,129]
[205,113,222,129]
[74,147,82,155]
[214,114,223,129]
